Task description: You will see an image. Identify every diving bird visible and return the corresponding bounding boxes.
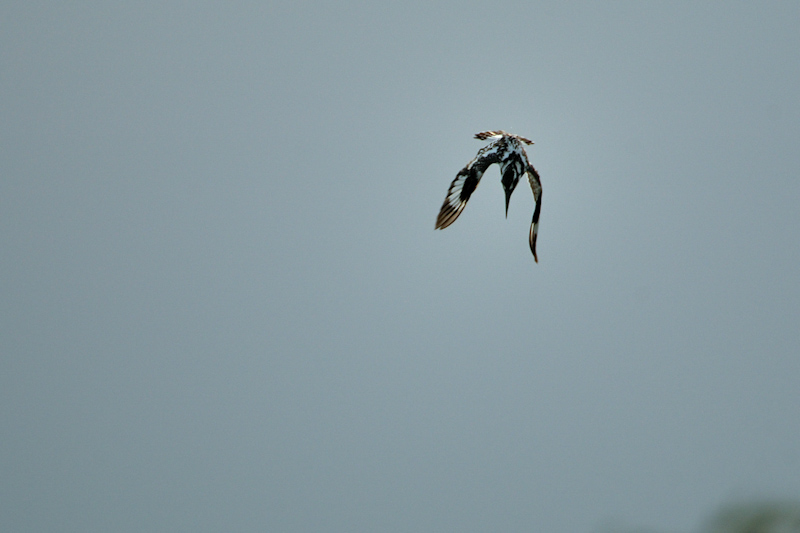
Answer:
[435,131,543,261]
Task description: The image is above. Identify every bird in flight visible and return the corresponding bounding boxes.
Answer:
[435,131,543,261]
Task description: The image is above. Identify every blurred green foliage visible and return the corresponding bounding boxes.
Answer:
[606,501,800,533]
[707,502,800,533]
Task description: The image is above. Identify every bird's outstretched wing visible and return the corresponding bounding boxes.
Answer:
[435,142,502,229]
[526,164,542,262]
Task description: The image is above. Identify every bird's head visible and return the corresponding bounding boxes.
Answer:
[502,176,520,217]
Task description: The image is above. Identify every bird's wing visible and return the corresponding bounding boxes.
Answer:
[435,143,502,229]
[526,164,542,262]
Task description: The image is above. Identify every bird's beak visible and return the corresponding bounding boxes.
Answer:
[504,188,513,218]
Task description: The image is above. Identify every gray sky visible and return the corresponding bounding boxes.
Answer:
[2,2,799,532]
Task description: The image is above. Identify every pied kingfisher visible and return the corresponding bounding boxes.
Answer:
[435,131,543,261]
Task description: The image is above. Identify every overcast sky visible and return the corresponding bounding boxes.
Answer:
[2,2,799,532]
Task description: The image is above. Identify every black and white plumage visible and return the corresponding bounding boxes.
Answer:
[435,131,543,261]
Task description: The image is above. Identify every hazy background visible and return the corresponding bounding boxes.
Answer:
[2,2,799,532]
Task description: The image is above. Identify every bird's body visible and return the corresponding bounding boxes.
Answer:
[435,131,543,261]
